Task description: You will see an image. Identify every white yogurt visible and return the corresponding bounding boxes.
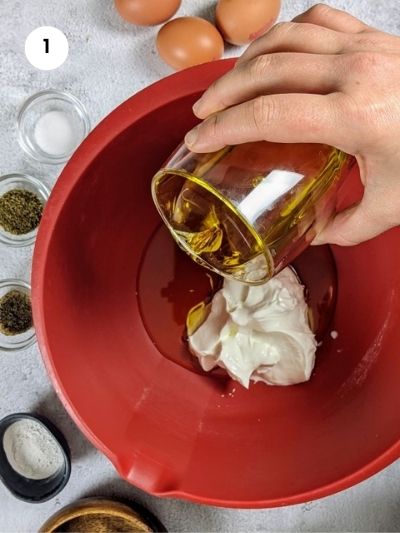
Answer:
[188,268,317,387]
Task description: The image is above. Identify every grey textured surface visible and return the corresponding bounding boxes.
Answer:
[1,1,400,532]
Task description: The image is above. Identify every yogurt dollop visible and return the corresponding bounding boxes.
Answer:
[188,267,316,387]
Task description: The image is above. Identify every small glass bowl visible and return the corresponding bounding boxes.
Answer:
[0,279,35,352]
[17,89,91,164]
[0,173,50,247]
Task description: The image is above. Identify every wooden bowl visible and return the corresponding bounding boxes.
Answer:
[40,497,166,532]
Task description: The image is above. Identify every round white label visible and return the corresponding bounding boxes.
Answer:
[25,26,69,71]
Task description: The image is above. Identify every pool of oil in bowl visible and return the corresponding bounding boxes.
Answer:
[137,224,337,377]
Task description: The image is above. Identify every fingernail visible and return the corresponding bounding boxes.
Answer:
[192,98,203,115]
[185,127,199,148]
[311,233,325,246]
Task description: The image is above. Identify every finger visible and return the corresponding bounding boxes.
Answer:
[312,201,392,246]
[185,93,346,153]
[237,22,347,66]
[293,4,371,34]
[194,53,341,119]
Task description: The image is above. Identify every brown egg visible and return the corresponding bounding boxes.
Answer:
[114,0,181,26]
[216,0,281,45]
[157,17,224,71]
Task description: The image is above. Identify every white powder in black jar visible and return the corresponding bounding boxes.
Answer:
[3,419,64,480]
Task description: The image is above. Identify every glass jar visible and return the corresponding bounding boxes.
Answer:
[152,141,353,284]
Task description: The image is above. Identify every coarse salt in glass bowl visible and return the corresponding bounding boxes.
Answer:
[0,173,50,247]
[0,280,35,352]
[17,89,91,165]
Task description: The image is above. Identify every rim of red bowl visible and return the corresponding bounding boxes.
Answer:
[32,59,400,508]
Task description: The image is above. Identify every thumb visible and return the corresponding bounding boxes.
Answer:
[313,201,392,246]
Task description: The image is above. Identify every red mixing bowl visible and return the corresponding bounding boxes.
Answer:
[32,59,400,508]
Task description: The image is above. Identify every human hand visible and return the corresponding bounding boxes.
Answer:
[184,4,400,246]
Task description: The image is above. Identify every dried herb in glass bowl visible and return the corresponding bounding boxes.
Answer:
[0,290,33,336]
[0,189,43,235]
